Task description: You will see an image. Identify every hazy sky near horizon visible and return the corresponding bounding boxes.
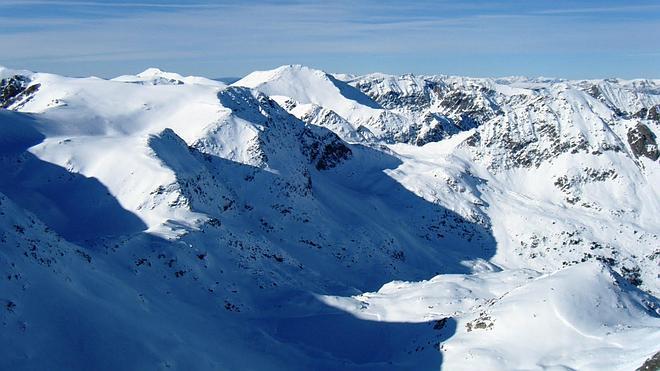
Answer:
[1,0,659,79]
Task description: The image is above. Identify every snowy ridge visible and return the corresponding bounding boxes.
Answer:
[113,67,226,87]
[0,65,658,370]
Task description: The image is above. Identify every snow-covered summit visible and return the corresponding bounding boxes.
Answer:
[113,67,226,87]
[235,64,382,116]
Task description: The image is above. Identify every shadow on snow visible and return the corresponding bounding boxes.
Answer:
[0,106,494,370]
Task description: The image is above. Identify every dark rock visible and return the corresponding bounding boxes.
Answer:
[633,105,660,122]
[636,351,660,371]
[627,123,659,161]
[621,265,643,286]
[433,318,448,330]
[1,75,39,108]
[300,127,352,170]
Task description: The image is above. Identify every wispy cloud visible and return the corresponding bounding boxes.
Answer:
[0,0,228,8]
[534,4,660,15]
[0,0,658,79]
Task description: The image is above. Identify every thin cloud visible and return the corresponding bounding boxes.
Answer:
[0,0,658,78]
[0,0,228,8]
[534,4,660,15]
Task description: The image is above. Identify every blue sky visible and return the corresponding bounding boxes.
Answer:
[0,0,659,79]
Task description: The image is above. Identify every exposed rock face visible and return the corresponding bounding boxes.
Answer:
[434,85,502,128]
[634,105,660,122]
[637,351,660,371]
[584,84,628,117]
[300,126,352,170]
[352,74,437,111]
[350,74,660,173]
[350,74,501,144]
[1,75,39,108]
[628,123,659,161]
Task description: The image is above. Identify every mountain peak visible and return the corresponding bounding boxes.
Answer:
[136,67,184,80]
[137,67,168,76]
[236,64,329,88]
[234,64,383,124]
[113,68,225,87]
[275,64,311,72]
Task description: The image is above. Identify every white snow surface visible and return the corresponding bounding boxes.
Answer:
[323,262,659,371]
[113,67,226,87]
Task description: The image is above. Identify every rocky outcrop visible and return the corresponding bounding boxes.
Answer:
[633,105,660,122]
[352,74,437,111]
[350,74,503,146]
[1,75,39,109]
[435,85,502,128]
[300,126,352,170]
[637,351,660,371]
[628,123,659,161]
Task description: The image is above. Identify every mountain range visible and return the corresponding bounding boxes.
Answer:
[0,64,658,370]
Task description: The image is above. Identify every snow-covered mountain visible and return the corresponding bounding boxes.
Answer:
[236,65,660,293]
[0,64,658,370]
